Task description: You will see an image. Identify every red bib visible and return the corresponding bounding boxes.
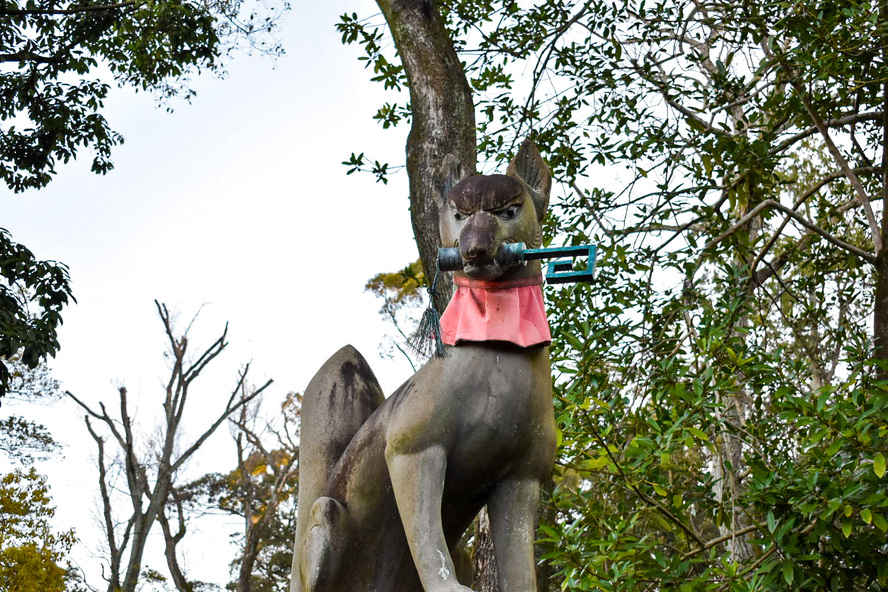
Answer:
[439,275,551,348]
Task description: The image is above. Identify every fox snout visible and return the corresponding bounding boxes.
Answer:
[459,211,500,263]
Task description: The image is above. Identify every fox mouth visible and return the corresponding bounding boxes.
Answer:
[462,259,505,280]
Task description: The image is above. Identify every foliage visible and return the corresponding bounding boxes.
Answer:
[0,0,287,193]
[0,416,59,463]
[343,0,888,588]
[0,468,78,592]
[365,259,427,366]
[543,279,888,589]
[0,229,72,399]
[364,259,425,307]
[182,393,300,592]
[0,352,63,463]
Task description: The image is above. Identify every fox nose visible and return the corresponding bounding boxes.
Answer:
[465,243,491,261]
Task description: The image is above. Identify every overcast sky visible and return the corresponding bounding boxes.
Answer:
[1,0,421,586]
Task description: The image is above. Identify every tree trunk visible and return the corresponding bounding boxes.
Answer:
[472,507,498,592]
[374,0,494,584]
[237,527,261,592]
[120,521,149,592]
[875,251,888,379]
[120,486,170,592]
[375,0,476,311]
[158,512,192,592]
[877,70,888,380]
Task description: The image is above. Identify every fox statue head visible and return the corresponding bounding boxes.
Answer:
[439,139,552,282]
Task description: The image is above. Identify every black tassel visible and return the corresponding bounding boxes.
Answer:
[407,261,448,359]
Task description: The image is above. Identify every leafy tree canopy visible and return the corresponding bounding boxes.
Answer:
[0,0,287,192]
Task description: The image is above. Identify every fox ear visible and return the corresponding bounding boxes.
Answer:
[439,154,472,205]
[506,139,551,221]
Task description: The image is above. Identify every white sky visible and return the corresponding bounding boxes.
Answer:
[1,1,420,587]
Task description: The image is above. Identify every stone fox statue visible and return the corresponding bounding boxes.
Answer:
[290,140,556,592]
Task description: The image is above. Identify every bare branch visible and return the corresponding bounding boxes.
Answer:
[84,418,122,591]
[182,326,228,383]
[749,166,881,278]
[67,391,128,452]
[72,305,271,592]
[763,43,884,251]
[158,493,191,592]
[681,524,762,560]
[171,370,273,473]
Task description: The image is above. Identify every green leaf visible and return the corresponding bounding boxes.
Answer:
[686,116,706,132]
[842,517,852,538]
[861,508,873,524]
[783,561,794,585]
[874,453,886,478]
[687,427,708,441]
[875,513,888,533]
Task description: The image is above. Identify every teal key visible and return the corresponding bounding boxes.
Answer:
[437,243,597,284]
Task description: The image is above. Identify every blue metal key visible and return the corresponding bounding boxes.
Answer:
[437,242,597,284]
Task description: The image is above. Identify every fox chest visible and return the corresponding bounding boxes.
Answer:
[384,346,556,483]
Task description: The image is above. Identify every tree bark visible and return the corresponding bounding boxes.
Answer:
[876,230,888,381]
[375,0,476,311]
[877,62,888,380]
[237,527,261,592]
[471,507,498,592]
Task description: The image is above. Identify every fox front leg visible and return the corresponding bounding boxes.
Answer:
[488,478,541,592]
[386,445,475,592]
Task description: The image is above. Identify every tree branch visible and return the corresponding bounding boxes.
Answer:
[681,524,761,559]
[581,410,706,548]
[765,45,884,252]
[706,199,877,264]
[171,369,272,473]
[68,391,129,455]
[0,51,62,64]
[84,417,122,591]
[771,111,884,155]
[0,1,137,16]
[748,166,881,279]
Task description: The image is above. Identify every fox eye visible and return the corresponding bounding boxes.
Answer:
[453,210,465,221]
[497,205,520,219]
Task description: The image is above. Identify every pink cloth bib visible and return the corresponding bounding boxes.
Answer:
[439,275,551,347]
